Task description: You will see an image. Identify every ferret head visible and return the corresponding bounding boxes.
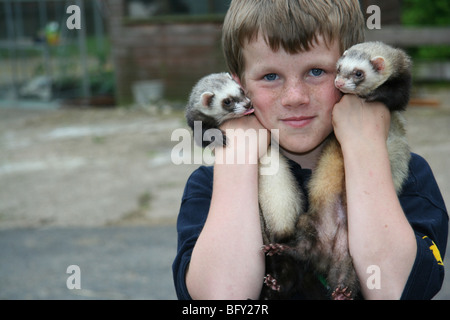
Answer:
[195,73,253,124]
[335,48,388,96]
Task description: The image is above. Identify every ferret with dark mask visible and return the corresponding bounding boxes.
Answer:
[186,72,254,148]
[185,72,309,299]
[335,41,412,111]
[264,41,412,300]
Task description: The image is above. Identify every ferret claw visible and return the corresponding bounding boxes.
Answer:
[331,287,353,300]
[261,243,287,256]
[264,274,281,292]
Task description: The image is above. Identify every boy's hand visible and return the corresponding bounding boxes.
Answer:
[332,94,390,149]
[218,115,271,163]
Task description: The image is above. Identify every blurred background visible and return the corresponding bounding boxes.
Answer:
[0,0,449,300]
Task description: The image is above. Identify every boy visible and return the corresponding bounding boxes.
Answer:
[173,0,448,299]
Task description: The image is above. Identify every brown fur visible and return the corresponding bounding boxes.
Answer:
[295,135,359,299]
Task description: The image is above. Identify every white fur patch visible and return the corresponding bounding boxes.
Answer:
[234,98,251,114]
[259,148,303,238]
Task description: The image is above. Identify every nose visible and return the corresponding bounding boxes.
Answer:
[281,79,309,108]
[335,78,345,88]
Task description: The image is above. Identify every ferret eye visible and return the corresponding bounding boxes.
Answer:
[223,98,232,106]
[354,70,364,78]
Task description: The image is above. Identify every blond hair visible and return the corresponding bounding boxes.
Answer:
[222,0,365,80]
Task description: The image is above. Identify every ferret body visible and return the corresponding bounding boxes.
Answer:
[186,72,303,246]
[268,41,412,299]
[185,73,307,299]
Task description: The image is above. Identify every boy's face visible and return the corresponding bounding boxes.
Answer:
[238,34,342,155]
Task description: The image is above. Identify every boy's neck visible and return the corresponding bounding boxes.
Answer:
[280,140,326,170]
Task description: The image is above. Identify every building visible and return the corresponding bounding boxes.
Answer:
[109,0,402,106]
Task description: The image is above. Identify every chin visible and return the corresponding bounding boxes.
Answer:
[281,132,332,155]
[279,140,314,155]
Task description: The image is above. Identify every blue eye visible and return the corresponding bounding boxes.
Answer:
[264,73,279,81]
[310,68,324,77]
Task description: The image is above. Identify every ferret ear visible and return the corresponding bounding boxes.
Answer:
[371,56,386,72]
[201,92,215,108]
[231,74,243,87]
[342,50,348,56]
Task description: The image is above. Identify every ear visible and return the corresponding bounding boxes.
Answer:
[342,50,348,56]
[230,73,243,87]
[201,92,214,108]
[371,56,385,72]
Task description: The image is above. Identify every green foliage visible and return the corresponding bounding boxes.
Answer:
[406,45,450,61]
[403,0,450,26]
[402,0,450,61]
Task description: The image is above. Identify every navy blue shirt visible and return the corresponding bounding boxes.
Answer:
[172,153,448,299]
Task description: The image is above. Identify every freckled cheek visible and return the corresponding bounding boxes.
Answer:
[316,83,342,115]
[247,89,278,122]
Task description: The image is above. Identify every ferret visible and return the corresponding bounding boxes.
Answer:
[335,41,412,111]
[186,72,254,148]
[263,41,412,300]
[185,72,308,299]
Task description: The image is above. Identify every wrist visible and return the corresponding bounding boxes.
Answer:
[214,132,262,165]
[340,133,387,159]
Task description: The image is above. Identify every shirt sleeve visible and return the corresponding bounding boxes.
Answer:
[172,166,214,300]
[399,153,448,299]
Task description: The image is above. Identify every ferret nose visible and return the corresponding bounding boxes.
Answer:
[335,79,345,88]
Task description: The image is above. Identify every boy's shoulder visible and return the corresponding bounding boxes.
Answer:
[182,165,214,199]
[401,152,447,213]
[406,153,441,192]
[187,165,213,186]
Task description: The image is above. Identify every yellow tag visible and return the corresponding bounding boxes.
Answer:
[423,236,444,266]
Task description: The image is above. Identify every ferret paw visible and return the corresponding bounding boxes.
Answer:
[264,274,281,292]
[261,243,288,256]
[331,287,353,300]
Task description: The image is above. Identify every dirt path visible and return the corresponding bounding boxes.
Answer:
[0,107,199,229]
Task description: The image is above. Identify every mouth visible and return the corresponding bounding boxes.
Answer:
[337,87,354,94]
[243,101,254,115]
[243,107,255,115]
[281,116,315,128]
